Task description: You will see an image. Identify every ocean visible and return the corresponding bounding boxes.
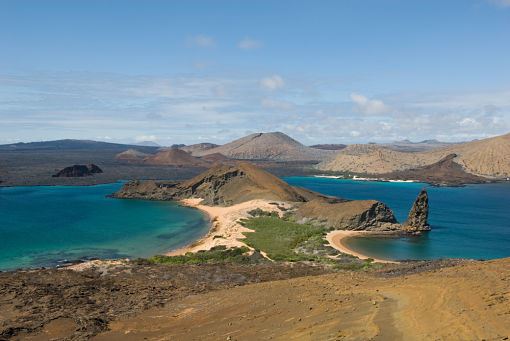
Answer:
[284,177,510,261]
[0,183,208,271]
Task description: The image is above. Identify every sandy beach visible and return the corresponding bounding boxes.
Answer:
[326,230,398,264]
[166,198,292,256]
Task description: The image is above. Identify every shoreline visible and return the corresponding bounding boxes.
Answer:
[170,198,399,264]
[326,230,399,264]
[166,198,292,256]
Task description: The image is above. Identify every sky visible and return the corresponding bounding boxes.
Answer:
[1,0,510,145]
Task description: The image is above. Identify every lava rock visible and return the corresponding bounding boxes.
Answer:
[52,164,103,177]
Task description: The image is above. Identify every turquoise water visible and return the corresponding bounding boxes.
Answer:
[0,183,208,271]
[284,177,510,261]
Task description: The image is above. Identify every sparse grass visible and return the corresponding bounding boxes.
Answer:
[241,216,327,261]
[240,215,379,271]
[247,208,279,218]
[146,246,258,265]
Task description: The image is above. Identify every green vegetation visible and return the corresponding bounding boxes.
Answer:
[145,246,260,265]
[241,215,379,270]
[241,216,327,261]
[143,215,380,271]
[247,208,279,218]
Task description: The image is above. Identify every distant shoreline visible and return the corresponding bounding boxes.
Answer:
[312,174,507,187]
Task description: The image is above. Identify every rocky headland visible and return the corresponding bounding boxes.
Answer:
[113,161,429,235]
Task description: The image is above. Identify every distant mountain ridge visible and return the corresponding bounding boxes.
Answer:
[0,139,158,153]
[310,144,347,151]
[383,139,457,152]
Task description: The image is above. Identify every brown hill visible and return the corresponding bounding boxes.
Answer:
[177,162,308,205]
[115,149,151,162]
[383,154,487,185]
[200,152,230,163]
[442,133,510,177]
[143,149,210,167]
[114,162,307,205]
[318,132,510,179]
[317,144,438,174]
[194,132,335,162]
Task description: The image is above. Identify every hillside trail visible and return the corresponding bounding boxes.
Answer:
[93,258,510,341]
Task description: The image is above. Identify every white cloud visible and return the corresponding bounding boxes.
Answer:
[459,117,479,127]
[260,75,285,90]
[1,71,509,145]
[188,34,215,48]
[350,93,390,115]
[135,135,157,142]
[238,38,263,50]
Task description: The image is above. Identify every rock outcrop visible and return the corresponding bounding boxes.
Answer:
[295,198,401,231]
[403,189,431,232]
[52,164,103,177]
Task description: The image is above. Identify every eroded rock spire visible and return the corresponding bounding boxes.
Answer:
[404,189,430,232]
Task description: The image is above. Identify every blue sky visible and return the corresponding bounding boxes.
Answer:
[1,0,509,145]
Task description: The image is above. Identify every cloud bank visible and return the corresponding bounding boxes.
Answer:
[0,72,508,145]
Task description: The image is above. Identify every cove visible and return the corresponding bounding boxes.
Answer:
[0,183,208,271]
[284,177,510,261]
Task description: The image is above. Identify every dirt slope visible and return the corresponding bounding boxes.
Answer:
[95,258,510,341]
[442,132,510,177]
[194,132,335,161]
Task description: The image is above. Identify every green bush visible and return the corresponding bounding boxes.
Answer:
[147,246,254,265]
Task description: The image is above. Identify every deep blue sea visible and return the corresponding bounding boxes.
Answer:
[0,183,208,271]
[284,177,510,261]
